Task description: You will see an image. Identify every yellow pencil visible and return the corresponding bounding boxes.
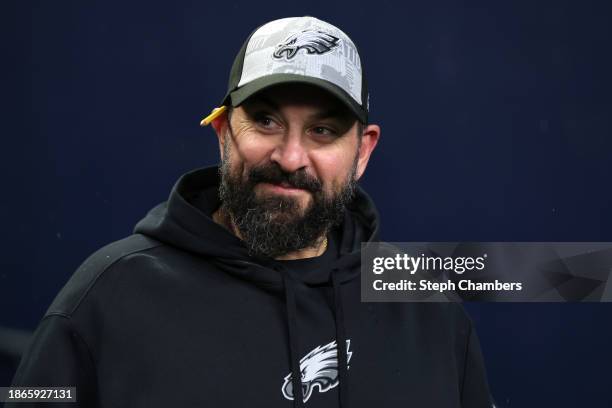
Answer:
[199,106,227,126]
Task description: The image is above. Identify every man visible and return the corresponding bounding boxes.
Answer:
[10,16,493,407]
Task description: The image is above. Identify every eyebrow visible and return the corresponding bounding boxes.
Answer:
[248,95,352,122]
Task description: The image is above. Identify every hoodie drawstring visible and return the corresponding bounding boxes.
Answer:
[281,267,350,408]
[282,271,305,408]
[331,268,349,408]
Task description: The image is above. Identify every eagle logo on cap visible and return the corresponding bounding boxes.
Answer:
[273,30,340,60]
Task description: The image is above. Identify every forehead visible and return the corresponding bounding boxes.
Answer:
[239,83,355,119]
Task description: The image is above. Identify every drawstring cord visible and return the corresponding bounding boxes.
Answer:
[331,268,350,408]
[281,266,349,408]
[282,271,305,408]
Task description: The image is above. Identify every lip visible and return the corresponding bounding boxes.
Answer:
[259,182,307,195]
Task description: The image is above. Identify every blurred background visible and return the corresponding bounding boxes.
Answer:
[2,1,612,406]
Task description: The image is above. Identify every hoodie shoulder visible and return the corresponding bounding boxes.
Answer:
[46,234,163,317]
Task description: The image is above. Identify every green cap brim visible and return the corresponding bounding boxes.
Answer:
[223,74,367,124]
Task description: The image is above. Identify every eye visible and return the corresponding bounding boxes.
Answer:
[253,113,282,131]
[257,117,273,127]
[310,126,338,138]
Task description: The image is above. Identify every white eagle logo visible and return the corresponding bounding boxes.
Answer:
[281,339,352,403]
[273,30,340,60]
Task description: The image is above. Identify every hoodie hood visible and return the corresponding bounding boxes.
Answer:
[133,165,380,287]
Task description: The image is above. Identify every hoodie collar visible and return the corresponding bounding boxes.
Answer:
[133,165,380,285]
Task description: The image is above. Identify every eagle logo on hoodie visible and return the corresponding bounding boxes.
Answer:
[281,339,352,403]
[273,30,340,60]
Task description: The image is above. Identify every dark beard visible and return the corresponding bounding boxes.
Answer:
[218,143,357,259]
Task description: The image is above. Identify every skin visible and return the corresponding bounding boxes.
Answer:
[210,83,381,260]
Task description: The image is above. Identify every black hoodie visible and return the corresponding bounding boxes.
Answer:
[9,165,493,408]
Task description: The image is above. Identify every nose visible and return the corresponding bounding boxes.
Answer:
[269,130,309,173]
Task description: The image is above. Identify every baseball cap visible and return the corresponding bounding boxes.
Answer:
[200,16,369,126]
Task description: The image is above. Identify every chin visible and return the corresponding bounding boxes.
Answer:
[266,201,311,220]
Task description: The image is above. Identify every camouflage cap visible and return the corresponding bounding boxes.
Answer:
[202,16,369,126]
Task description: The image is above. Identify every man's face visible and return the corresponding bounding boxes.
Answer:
[215,83,378,258]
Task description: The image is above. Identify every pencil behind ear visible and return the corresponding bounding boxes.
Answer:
[200,106,227,127]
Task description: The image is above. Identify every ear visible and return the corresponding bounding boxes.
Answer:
[355,123,381,181]
[210,110,230,159]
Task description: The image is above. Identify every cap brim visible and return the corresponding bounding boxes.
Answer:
[224,74,367,124]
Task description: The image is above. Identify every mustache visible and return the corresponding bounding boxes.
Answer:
[248,164,322,193]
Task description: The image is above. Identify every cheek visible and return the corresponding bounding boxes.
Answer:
[311,148,356,192]
[230,135,275,175]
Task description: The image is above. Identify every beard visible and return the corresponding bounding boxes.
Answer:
[218,140,358,259]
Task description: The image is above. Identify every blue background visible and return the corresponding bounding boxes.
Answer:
[2,1,612,406]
